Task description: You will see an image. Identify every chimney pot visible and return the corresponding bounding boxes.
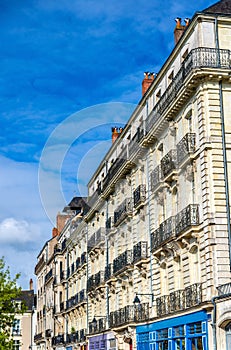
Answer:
[29,278,33,290]
[174,17,186,45]
[142,71,155,96]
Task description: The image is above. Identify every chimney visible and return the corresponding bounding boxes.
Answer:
[52,227,58,237]
[29,278,33,290]
[174,17,185,45]
[111,127,123,143]
[142,72,155,96]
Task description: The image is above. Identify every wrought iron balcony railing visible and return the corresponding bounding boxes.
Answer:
[185,283,202,308]
[128,127,144,156]
[87,228,105,252]
[175,204,199,236]
[102,149,127,191]
[44,269,53,284]
[52,334,64,346]
[151,216,175,251]
[34,332,43,342]
[145,47,231,134]
[133,241,148,264]
[177,133,196,164]
[114,198,133,226]
[217,282,231,296]
[161,149,177,179]
[110,303,149,328]
[89,317,107,335]
[156,283,202,316]
[113,249,133,275]
[66,333,78,344]
[150,165,163,191]
[133,184,146,208]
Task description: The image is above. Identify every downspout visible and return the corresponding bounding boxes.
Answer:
[106,199,109,328]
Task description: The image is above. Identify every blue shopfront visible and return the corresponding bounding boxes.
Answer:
[136,310,209,350]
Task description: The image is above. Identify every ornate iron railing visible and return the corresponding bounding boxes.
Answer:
[87,228,105,252]
[133,184,146,208]
[217,282,231,296]
[175,204,199,236]
[128,127,144,156]
[161,149,177,178]
[52,334,65,345]
[102,150,127,191]
[151,216,175,251]
[150,165,162,191]
[177,133,196,164]
[145,47,231,134]
[185,283,202,308]
[89,317,107,335]
[114,198,133,226]
[133,241,148,263]
[113,249,133,275]
[109,303,149,328]
[156,283,202,316]
[66,333,78,344]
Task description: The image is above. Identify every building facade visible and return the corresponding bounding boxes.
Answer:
[35,1,231,349]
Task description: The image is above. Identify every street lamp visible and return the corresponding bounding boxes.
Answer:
[133,293,154,305]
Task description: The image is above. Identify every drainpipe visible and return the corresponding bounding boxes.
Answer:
[106,199,109,328]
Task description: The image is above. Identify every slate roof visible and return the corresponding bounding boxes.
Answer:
[203,0,231,14]
[15,290,36,311]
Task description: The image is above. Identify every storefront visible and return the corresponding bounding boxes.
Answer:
[136,310,209,350]
[88,332,116,350]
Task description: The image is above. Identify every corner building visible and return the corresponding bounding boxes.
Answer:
[35,1,231,349]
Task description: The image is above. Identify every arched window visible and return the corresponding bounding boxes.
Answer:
[225,322,231,350]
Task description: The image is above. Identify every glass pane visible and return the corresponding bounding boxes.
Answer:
[190,337,203,350]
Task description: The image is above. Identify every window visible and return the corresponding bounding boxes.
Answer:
[156,329,169,350]
[225,323,231,350]
[173,326,186,350]
[12,319,21,336]
[188,322,203,350]
[13,340,20,350]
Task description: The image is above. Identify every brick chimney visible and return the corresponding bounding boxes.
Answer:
[142,72,155,96]
[52,227,58,237]
[29,278,33,290]
[111,127,123,143]
[174,17,185,44]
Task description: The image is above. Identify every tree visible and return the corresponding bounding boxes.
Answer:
[0,257,23,350]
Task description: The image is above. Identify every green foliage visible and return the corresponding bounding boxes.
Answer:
[0,257,23,350]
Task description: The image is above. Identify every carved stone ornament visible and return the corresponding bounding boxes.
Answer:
[156,190,165,206]
[184,164,194,181]
[169,121,177,136]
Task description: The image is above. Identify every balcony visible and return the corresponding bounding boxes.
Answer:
[52,334,64,346]
[175,204,199,236]
[44,269,53,284]
[156,283,202,317]
[45,329,52,338]
[89,317,107,335]
[87,228,105,253]
[217,282,231,296]
[114,198,133,227]
[34,332,43,342]
[150,165,163,191]
[113,249,133,275]
[128,127,144,156]
[133,185,146,209]
[133,241,148,264]
[151,216,175,251]
[110,303,149,328]
[177,133,196,165]
[95,270,105,288]
[185,283,202,308]
[102,150,127,192]
[161,149,177,179]
[145,47,231,135]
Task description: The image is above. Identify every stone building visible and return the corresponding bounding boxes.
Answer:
[34,0,231,349]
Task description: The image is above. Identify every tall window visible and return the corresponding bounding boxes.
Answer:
[225,322,231,350]
[12,319,20,336]
[13,340,21,350]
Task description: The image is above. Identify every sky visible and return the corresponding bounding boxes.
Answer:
[0,0,215,289]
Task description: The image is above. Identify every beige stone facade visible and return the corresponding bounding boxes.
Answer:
[35,1,231,349]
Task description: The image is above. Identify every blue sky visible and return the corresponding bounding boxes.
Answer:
[0,0,215,288]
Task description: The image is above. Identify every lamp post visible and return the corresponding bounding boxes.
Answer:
[133,293,154,305]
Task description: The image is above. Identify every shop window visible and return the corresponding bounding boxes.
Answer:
[173,326,186,350]
[225,322,231,350]
[188,322,203,350]
[156,328,169,349]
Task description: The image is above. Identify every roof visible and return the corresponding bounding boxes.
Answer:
[64,196,89,214]
[15,290,36,311]
[203,0,231,14]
